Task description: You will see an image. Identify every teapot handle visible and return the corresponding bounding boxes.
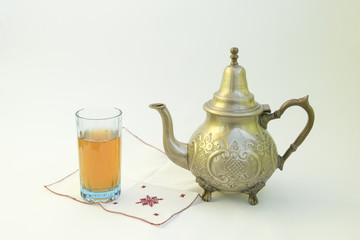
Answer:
[259,96,315,170]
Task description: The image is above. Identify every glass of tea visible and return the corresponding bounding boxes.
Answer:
[75,107,122,203]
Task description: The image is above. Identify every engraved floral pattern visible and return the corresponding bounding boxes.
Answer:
[188,132,277,192]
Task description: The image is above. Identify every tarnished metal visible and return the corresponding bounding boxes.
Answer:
[150,47,315,205]
[203,47,263,117]
[259,96,315,170]
[149,103,189,170]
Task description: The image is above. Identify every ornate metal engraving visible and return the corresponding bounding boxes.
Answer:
[149,47,315,204]
[188,133,277,192]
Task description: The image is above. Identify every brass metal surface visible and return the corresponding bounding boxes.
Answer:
[150,47,315,205]
[259,96,315,170]
[203,47,263,117]
[149,103,189,170]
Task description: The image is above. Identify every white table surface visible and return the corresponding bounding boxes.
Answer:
[1,1,359,239]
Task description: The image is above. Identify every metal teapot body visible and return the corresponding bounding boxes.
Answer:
[188,112,278,204]
[150,48,314,205]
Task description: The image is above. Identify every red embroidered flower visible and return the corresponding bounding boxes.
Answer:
[180,194,185,198]
[136,195,163,207]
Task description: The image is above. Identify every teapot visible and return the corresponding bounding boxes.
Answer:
[149,47,314,205]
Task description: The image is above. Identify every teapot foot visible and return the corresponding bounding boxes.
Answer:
[248,194,259,205]
[201,190,213,202]
[243,182,265,206]
[196,177,216,202]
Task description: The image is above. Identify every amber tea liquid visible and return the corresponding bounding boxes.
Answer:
[78,129,121,202]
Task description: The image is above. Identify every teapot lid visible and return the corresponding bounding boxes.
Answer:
[203,47,263,117]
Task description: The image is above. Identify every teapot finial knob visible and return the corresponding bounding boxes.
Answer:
[230,47,239,65]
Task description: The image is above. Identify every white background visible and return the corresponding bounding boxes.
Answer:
[0,0,359,239]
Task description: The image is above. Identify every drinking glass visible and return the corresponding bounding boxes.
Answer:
[75,107,122,203]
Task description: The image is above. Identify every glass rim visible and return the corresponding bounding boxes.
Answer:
[75,107,122,121]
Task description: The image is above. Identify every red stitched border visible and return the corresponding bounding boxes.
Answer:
[44,126,200,226]
[123,126,165,154]
[45,169,80,187]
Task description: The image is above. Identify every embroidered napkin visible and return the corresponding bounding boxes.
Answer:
[45,128,200,226]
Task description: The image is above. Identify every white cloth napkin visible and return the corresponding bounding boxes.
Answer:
[45,128,200,226]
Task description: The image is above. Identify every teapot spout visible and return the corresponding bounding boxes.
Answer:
[149,103,189,170]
